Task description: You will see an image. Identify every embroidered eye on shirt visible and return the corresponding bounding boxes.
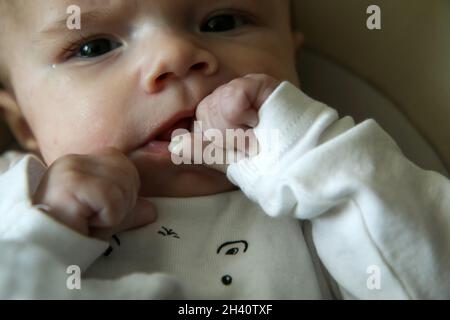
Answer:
[216,240,249,286]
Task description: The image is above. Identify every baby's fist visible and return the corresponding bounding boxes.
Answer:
[169,74,280,173]
[195,74,280,133]
[32,148,157,240]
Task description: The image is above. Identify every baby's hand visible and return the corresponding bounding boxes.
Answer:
[196,74,280,138]
[32,148,157,240]
[170,74,280,172]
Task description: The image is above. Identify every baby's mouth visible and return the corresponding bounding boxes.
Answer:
[154,117,194,142]
[136,116,194,156]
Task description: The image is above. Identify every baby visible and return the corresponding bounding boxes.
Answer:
[0,0,449,299]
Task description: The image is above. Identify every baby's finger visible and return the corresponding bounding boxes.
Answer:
[217,84,256,128]
[89,148,140,211]
[169,133,246,174]
[242,74,281,110]
[224,107,259,128]
[86,171,138,225]
[124,198,158,230]
[224,129,260,157]
[79,181,129,229]
[90,198,157,240]
[168,132,208,164]
[37,194,92,236]
[240,108,259,128]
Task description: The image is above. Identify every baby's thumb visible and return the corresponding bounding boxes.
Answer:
[125,198,158,230]
[169,132,230,174]
[92,199,157,239]
[168,132,254,174]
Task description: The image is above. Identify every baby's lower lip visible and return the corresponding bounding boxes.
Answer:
[139,140,171,156]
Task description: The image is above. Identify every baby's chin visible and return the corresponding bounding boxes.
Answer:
[130,152,237,198]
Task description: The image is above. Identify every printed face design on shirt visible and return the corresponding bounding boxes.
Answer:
[102,233,250,287]
[103,235,121,257]
[158,226,180,239]
[216,240,249,286]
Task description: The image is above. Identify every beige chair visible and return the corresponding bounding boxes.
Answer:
[294,0,449,176]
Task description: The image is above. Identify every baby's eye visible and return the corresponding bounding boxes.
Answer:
[73,38,122,59]
[200,14,249,33]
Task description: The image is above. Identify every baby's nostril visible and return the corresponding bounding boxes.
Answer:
[191,62,206,71]
[156,73,170,81]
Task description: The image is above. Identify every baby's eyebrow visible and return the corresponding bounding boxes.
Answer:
[40,11,99,35]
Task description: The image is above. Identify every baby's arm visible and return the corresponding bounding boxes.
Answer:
[0,153,107,272]
[183,77,450,299]
[0,150,183,299]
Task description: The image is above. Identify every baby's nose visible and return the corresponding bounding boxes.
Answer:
[142,32,219,94]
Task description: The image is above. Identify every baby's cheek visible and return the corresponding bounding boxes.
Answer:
[38,117,117,165]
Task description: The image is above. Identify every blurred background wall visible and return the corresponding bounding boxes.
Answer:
[293,0,450,170]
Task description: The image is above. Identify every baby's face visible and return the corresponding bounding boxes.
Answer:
[4,0,300,197]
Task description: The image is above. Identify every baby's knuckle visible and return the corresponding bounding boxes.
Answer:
[44,187,69,206]
[230,77,247,86]
[222,106,241,123]
[207,92,220,108]
[107,185,126,208]
[219,83,237,99]
[120,157,137,175]
[99,208,118,227]
[112,152,130,165]
[100,182,121,198]
[119,167,139,193]
[198,94,213,110]
[60,196,88,218]
[106,210,122,226]
[53,154,83,171]
[245,73,269,81]
[223,93,247,115]
[195,104,208,121]
[62,169,87,187]
[108,152,134,173]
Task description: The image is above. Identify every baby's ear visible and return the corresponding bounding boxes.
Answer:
[0,90,39,152]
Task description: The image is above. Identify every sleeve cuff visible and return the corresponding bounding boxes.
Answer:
[0,154,108,271]
[6,203,109,272]
[227,81,340,198]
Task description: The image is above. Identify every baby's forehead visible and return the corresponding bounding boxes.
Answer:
[0,0,20,19]
[20,0,282,17]
[8,0,288,32]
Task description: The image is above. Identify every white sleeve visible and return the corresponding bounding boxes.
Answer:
[0,153,108,271]
[227,82,450,299]
[0,240,183,299]
[0,153,185,299]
